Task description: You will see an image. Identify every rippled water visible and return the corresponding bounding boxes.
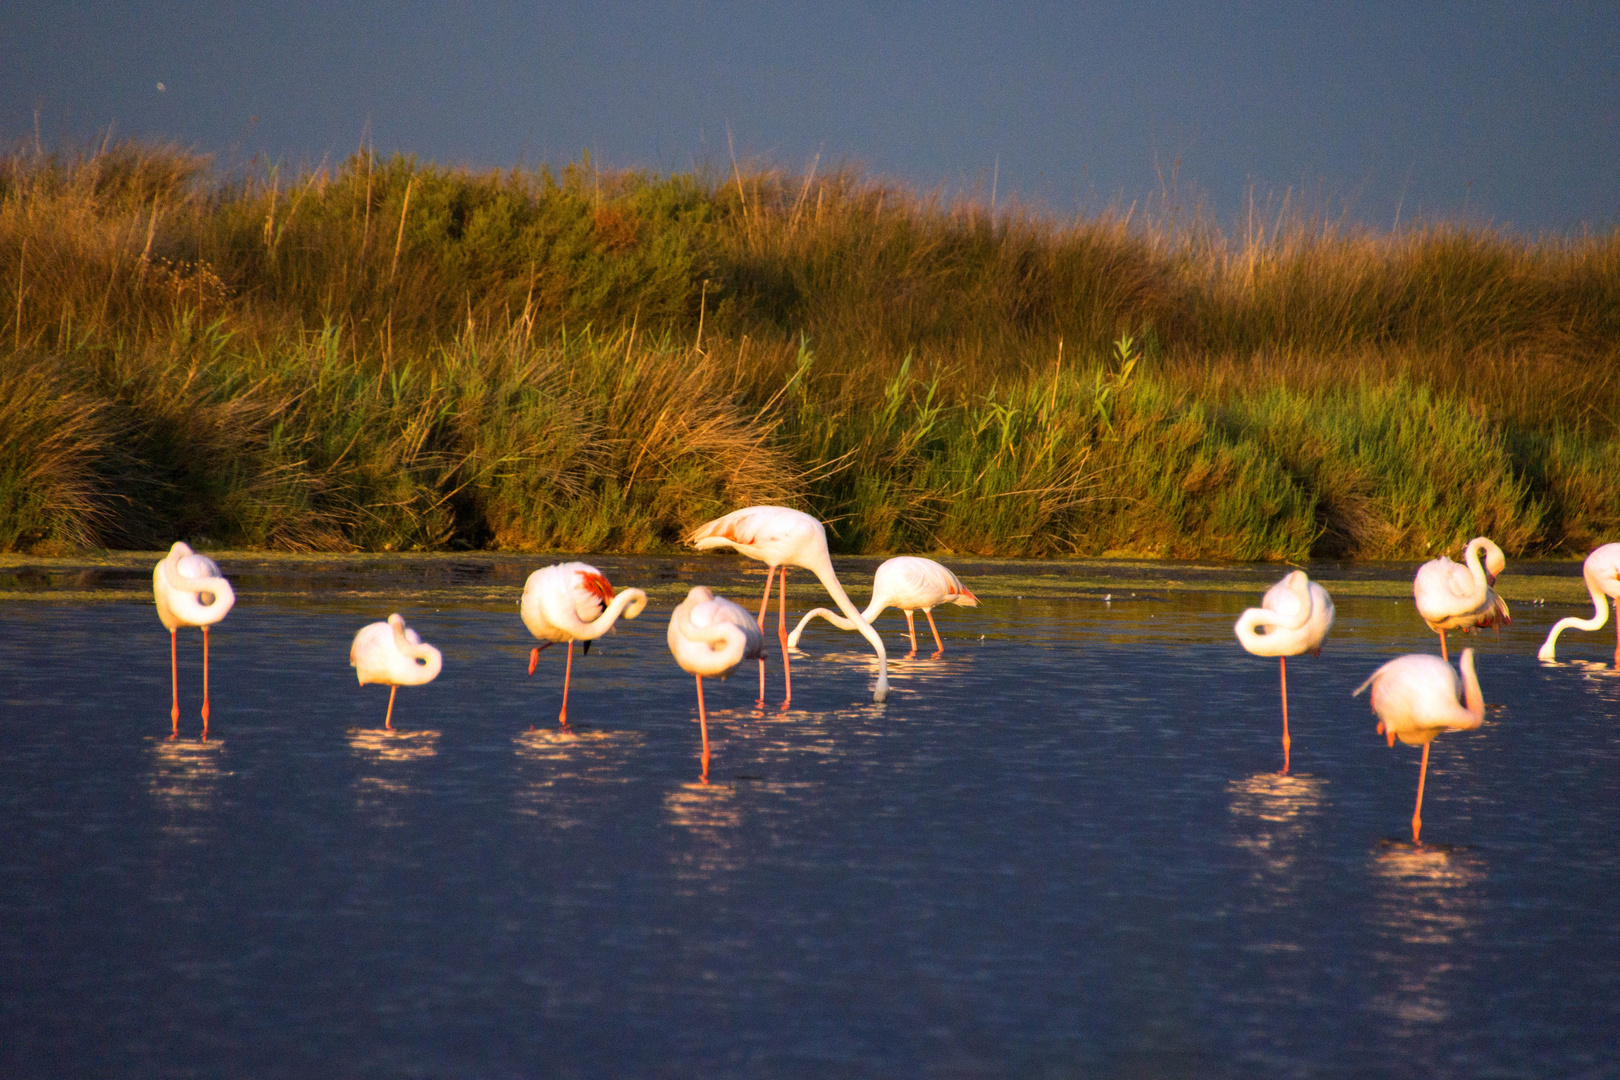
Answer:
[2,554,1618,1078]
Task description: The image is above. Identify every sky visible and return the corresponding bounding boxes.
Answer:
[4,2,1617,233]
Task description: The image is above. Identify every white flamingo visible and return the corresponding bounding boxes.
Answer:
[687,505,888,705]
[787,555,979,657]
[1233,570,1334,773]
[1354,649,1485,844]
[520,562,647,728]
[350,614,443,729]
[668,586,766,781]
[1413,536,1510,660]
[1537,542,1620,665]
[153,542,235,738]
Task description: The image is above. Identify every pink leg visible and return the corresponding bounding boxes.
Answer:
[903,611,918,656]
[924,609,944,654]
[169,629,179,738]
[1413,742,1430,844]
[201,626,211,739]
[696,674,710,783]
[1437,629,1448,662]
[385,685,397,730]
[778,569,791,709]
[559,640,574,728]
[756,566,776,705]
[1613,598,1619,668]
[1279,656,1290,774]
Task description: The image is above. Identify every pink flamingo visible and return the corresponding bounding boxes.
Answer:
[520,562,647,728]
[350,614,443,729]
[1234,570,1335,773]
[787,555,979,657]
[668,586,766,781]
[1413,536,1510,660]
[1354,649,1485,844]
[1537,542,1620,665]
[687,505,888,705]
[153,542,235,738]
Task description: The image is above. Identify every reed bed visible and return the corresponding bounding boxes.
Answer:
[2,141,1615,558]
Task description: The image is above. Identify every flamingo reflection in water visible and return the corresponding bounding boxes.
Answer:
[1355,648,1485,844]
[668,586,766,781]
[788,555,978,658]
[1538,542,1620,666]
[153,542,235,739]
[520,562,647,729]
[350,614,442,730]
[1234,570,1334,773]
[1413,536,1510,661]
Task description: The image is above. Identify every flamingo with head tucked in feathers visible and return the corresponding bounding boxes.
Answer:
[520,562,647,728]
[668,586,766,780]
[687,505,888,705]
[1354,649,1485,844]
[1538,543,1620,665]
[153,542,235,738]
[350,613,442,729]
[787,555,978,657]
[1234,570,1334,773]
[1413,536,1510,661]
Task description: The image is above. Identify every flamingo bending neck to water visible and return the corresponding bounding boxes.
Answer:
[1413,536,1509,661]
[153,542,235,738]
[787,556,978,657]
[1354,649,1485,844]
[520,562,647,728]
[1537,542,1620,665]
[668,586,766,781]
[1234,570,1334,773]
[687,505,888,706]
[350,614,442,729]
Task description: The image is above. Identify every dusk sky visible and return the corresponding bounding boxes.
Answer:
[5,2,1617,233]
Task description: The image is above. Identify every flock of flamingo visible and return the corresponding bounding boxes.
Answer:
[150,506,1620,843]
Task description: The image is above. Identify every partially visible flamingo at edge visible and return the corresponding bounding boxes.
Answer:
[1538,542,1620,666]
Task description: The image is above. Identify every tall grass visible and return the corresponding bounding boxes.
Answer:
[2,141,1616,558]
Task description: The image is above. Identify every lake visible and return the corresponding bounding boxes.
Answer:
[2,552,1617,1078]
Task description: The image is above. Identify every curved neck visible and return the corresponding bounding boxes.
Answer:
[671,610,749,674]
[1457,650,1485,724]
[573,587,649,640]
[805,556,888,701]
[1539,574,1612,659]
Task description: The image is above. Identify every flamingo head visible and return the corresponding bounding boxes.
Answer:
[580,571,616,610]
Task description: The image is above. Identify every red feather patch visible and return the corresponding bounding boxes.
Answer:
[580,571,616,607]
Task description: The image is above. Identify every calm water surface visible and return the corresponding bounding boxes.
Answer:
[2,554,1618,1078]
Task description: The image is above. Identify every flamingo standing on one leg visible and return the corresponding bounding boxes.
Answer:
[787,556,979,657]
[1233,570,1335,774]
[350,614,443,730]
[1537,542,1620,666]
[520,562,647,728]
[668,586,766,781]
[1354,648,1485,844]
[1413,536,1510,661]
[153,542,235,739]
[687,505,888,705]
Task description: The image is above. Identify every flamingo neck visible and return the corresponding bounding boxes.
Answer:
[805,555,889,701]
[1458,650,1485,724]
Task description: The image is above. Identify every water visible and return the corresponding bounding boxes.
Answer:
[3,554,1618,1078]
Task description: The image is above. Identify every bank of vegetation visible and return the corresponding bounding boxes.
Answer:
[2,142,1616,559]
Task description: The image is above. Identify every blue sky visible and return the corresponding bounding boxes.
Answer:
[5,2,1616,232]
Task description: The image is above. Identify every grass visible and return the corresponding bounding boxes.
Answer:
[2,141,1616,559]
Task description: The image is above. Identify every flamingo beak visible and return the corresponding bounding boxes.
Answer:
[528,647,540,676]
[582,639,591,657]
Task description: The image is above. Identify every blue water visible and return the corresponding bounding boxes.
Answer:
[2,557,1618,1078]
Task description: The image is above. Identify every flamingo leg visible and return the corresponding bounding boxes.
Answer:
[1412,742,1430,845]
[169,628,179,738]
[756,566,777,705]
[385,685,397,730]
[778,568,792,709]
[925,609,944,655]
[696,674,710,783]
[558,640,574,728]
[1614,597,1619,668]
[1437,629,1448,662]
[1279,655,1290,775]
[903,611,918,656]
[201,626,211,739]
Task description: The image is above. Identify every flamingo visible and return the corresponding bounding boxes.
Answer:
[687,505,888,705]
[153,542,235,738]
[786,556,979,657]
[520,562,647,728]
[1233,570,1335,773]
[668,586,766,781]
[1354,649,1485,844]
[1413,536,1510,660]
[350,614,443,730]
[1537,542,1620,665]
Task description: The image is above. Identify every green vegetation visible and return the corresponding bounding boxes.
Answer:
[3,142,1616,559]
